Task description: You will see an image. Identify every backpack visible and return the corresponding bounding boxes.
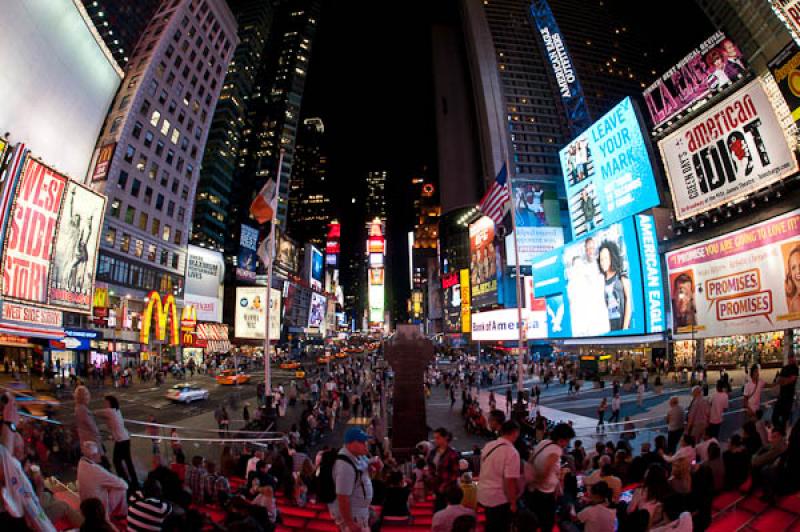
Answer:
[316,450,365,504]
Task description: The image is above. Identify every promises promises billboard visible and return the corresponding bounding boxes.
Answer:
[643,32,747,129]
[559,97,660,237]
[666,208,800,339]
[234,287,281,339]
[532,215,665,338]
[2,157,105,313]
[659,80,798,221]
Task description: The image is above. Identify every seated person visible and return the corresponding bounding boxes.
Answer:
[584,462,622,503]
[576,481,616,532]
[381,471,411,518]
[651,494,692,532]
[752,426,787,489]
[77,441,127,520]
[723,434,750,489]
[432,483,476,532]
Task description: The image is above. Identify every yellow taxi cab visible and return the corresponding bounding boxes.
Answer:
[279,361,301,370]
[317,355,332,365]
[335,351,348,359]
[294,369,306,379]
[215,370,251,385]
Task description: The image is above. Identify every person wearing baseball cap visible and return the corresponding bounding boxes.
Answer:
[328,428,373,531]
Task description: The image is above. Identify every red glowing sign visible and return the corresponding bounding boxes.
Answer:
[327,221,341,239]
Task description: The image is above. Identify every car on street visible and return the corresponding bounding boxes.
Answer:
[215,370,251,385]
[279,361,301,370]
[295,369,307,379]
[3,383,61,418]
[166,383,210,403]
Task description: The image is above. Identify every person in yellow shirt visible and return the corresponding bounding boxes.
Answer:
[459,471,478,511]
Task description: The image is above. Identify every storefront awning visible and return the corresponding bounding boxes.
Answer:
[197,323,231,354]
[561,333,665,346]
[0,322,64,341]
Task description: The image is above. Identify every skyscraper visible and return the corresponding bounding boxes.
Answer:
[79,0,161,68]
[88,0,237,304]
[366,171,388,222]
[192,0,274,251]
[288,117,332,247]
[230,0,321,236]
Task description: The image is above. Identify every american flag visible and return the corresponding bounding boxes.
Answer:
[478,163,510,227]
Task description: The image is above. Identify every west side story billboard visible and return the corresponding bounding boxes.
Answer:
[658,80,798,221]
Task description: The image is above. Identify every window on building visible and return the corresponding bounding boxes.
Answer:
[139,99,150,116]
[148,162,158,180]
[132,121,143,139]
[167,200,175,217]
[171,129,180,144]
[118,95,131,111]
[144,130,154,148]
[130,179,141,198]
[160,250,169,266]
[173,29,182,42]
[150,110,161,127]
[174,55,183,69]
[138,212,148,231]
[162,225,171,241]
[166,72,175,86]
[144,187,153,205]
[136,154,147,172]
[180,137,189,151]
[172,253,180,268]
[178,110,186,124]
[109,116,123,134]
[160,119,171,136]
[166,44,175,58]
[168,100,177,114]
[148,244,157,261]
[155,140,165,157]
[147,79,158,97]
[128,75,140,89]
[171,180,179,194]
[177,207,185,223]
[156,194,164,211]
[181,186,189,201]
[110,199,120,218]
[151,218,160,236]
[124,145,135,163]
[176,157,184,172]
[156,61,167,78]
[121,234,131,253]
[125,206,135,225]
[134,239,144,258]
[117,170,129,189]
[158,89,168,105]
[190,145,198,159]
[104,227,116,246]
[166,149,175,165]
[185,164,193,179]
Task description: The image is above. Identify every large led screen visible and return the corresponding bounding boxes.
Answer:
[559,97,659,237]
[308,292,326,328]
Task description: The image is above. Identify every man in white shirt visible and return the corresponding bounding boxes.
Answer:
[477,421,521,532]
[708,381,728,439]
[694,428,719,463]
[527,423,576,532]
[744,364,766,418]
[432,484,477,532]
[77,441,128,519]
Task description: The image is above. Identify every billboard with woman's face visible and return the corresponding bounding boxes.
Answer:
[666,208,800,339]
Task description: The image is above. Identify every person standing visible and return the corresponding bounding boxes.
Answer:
[609,393,621,424]
[526,423,576,531]
[97,395,139,490]
[597,398,607,432]
[505,388,513,415]
[328,428,373,532]
[773,354,798,430]
[708,381,729,438]
[744,364,766,420]
[427,428,461,512]
[636,380,645,408]
[666,396,684,455]
[477,421,522,532]
[687,386,710,441]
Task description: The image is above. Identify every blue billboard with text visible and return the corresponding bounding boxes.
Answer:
[559,97,660,238]
[531,214,664,338]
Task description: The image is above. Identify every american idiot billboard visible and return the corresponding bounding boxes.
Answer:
[658,80,798,221]
[1,155,105,313]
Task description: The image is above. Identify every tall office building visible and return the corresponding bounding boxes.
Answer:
[366,171,388,222]
[88,0,237,304]
[192,0,274,251]
[288,117,332,247]
[79,0,161,68]
[230,0,321,235]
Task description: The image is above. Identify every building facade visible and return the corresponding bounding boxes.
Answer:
[88,0,237,306]
[288,117,332,247]
[79,0,161,68]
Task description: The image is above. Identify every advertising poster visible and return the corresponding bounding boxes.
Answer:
[532,215,663,338]
[471,306,547,342]
[2,158,67,304]
[90,143,116,182]
[442,272,461,333]
[666,208,800,338]
[234,287,281,339]
[771,1,800,45]
[49,181,105,312]
[506,181,565,265]
[643,32,748,128]
[236,224,259,281]
[276,233,299,273]
[559,97,660,237]
[659,80,798,221]
[184,245,224,322]
[459,269,471,333]
[369,284,384,324]
[309,246,323,291]
[308,292,326,328]
[469,216,498,308]
[768,42,800,126]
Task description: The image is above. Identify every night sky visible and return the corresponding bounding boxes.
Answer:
[299,0,713,322]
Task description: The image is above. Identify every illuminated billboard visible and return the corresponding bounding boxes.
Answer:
[469,216,498,309]
[184,245,224,323]
[559,97,660,237]
[666,208,800,339]
[369,284,384,323]
[276,232,299,273]
[305,245,323,291]
[643,32,747,129]
[532,214,665,338]
[658,80,798,221]
[0,0,122,180]
[234,287,281,339]
[471,306,547,342]
[506,182,564,266]
[308,292,325,328]
[236,224,259,282]
[769,42,800,127]
[1,157,105,314]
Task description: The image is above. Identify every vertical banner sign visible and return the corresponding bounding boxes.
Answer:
[771,0,800,46]
[469,216,498,309]
[666,208,800,338]
[643,32,748,129]
[269,288,281,340]
[658,80,799,221]
[560,97,660,237]
[635,214,665,333]
[90,143,116,182]
[2,158,67,304]
[49,182,105,312]
[236,224,259,281]
[184,245,225,322]
[459,269,471,333]
[768,42,800,126]
[442,272,461,333]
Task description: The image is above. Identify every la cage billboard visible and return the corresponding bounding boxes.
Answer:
[643,31,748,129]
[659,80,798,221]
[666,208,800,339]
[1,156,105,314]
[559,97,660,237]
[184,245,224,323]
[532,214,665,338]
